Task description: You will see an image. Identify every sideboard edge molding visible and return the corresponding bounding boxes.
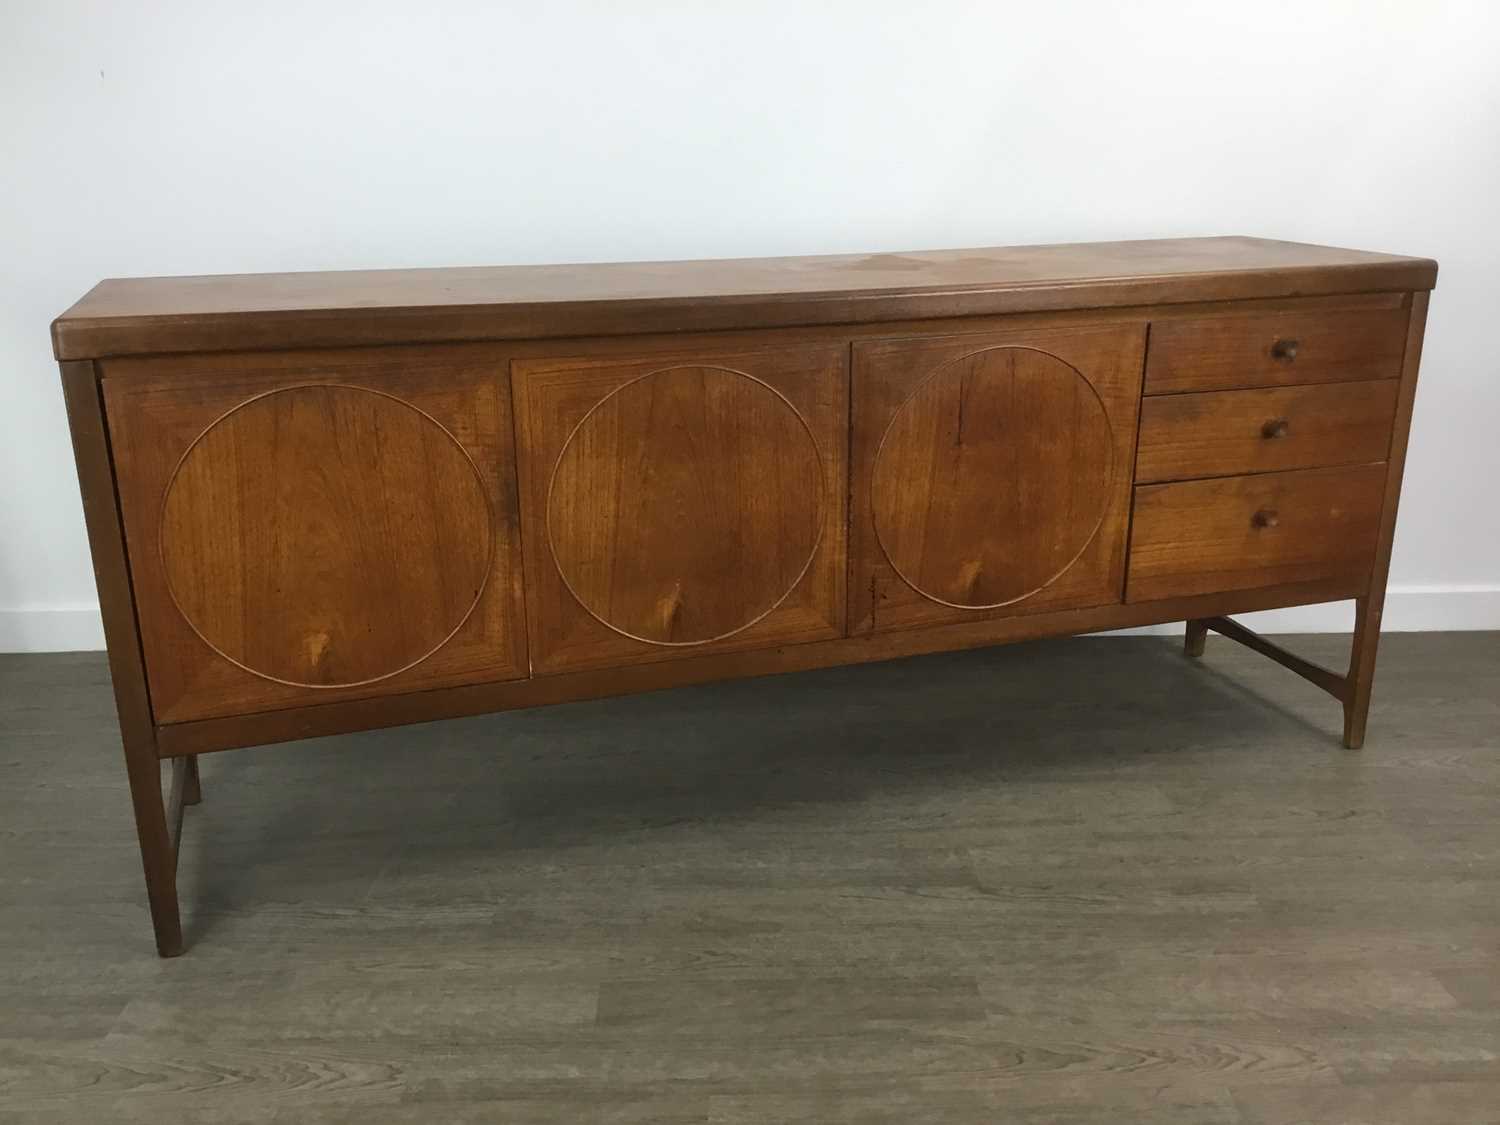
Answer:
[53,238,1438,360]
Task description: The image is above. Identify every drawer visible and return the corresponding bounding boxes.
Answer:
[1126,464,1386,602]
[1144,307,1407,394]
[1134,380,1399,484]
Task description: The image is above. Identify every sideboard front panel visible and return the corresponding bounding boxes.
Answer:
[513,343,848,674]
[850,324,1147,634]
[102,346,528,723]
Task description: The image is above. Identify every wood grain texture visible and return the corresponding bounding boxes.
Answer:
[1135,379,1400,483]
[514,344,847,674]
[4,633,1498,1120]
[851,324,1145,634]
[159,384,493,688]
[101,345,528,723]
[872,346,1114,608]
[1144,307,1409,394]
[51,237,1436,360]
[1127,464,1387,602]
[546,365,823,646]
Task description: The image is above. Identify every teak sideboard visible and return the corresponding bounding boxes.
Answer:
[53,236,1437,956]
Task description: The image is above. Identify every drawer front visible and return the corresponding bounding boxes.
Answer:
[1135,380,1399,484]
[1126,464,1386,602]
[1144,307,1407,394]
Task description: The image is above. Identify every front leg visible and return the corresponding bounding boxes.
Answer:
[1343,595,1383,750]
[61,361,186,956]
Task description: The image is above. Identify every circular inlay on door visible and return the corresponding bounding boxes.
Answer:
[547,365,824,646]
[872,346,1113,609]
[160,384,493,688]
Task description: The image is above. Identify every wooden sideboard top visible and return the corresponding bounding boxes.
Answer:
[52,236,1436,360]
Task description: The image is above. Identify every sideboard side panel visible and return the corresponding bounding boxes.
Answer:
[1363,292,1431,607]
[61,362,157,741]
[1344,291,1431,743]
[60,360,183,953]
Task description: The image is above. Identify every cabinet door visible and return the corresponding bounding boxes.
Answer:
[514,344,847,674]
[851,324,1145,634]
[102,345,528,724]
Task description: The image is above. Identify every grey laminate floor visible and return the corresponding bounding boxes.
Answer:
[2,634,1498,1123]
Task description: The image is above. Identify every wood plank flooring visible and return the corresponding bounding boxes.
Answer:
[1,633,1497,1123]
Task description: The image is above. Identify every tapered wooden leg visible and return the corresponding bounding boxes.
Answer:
[1341,293,1427,749]
[182,754,202,806]
[123,744,185,957]
[60,362,186,957]
[1184,619,1208,658]
[1343,595,1382,750]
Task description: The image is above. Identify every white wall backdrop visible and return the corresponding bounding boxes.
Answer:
[2,0,1497,651]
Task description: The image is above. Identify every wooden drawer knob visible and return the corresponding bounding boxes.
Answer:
[1251,507,1280,529]
[1261,417,1291,440]
[1270,337,1299,362]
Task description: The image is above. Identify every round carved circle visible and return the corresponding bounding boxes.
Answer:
[160,384,493,688]
[873,346,1113,609]
[547,365,823,646]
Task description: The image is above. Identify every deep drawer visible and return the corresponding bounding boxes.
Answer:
[1126,464,1386,602]
[1134,380,1399,484]
[1144,307,1407,394]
